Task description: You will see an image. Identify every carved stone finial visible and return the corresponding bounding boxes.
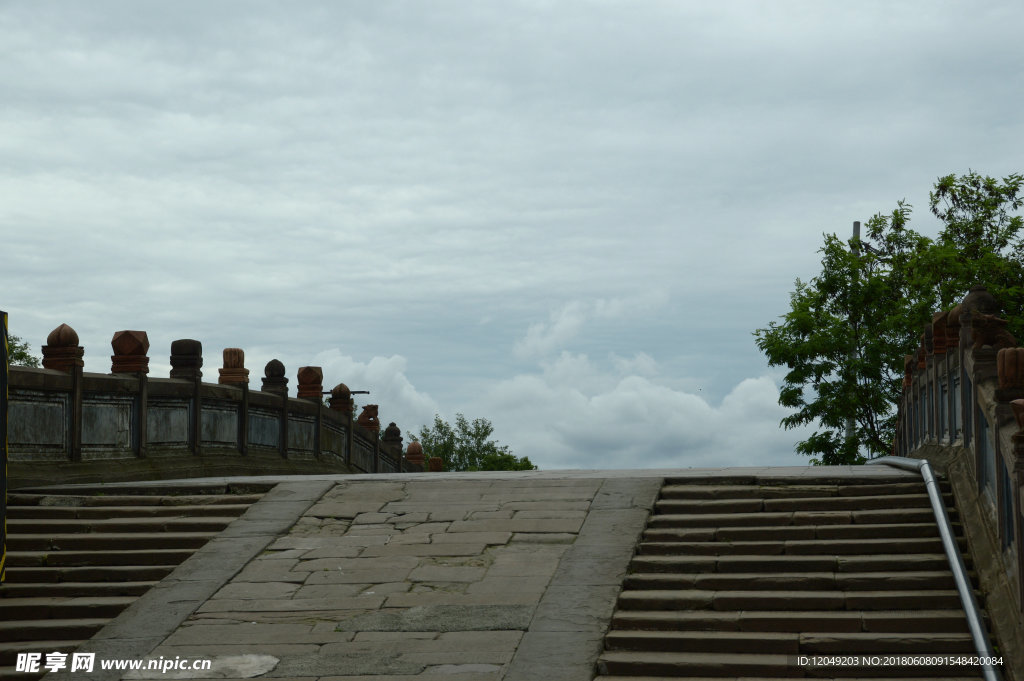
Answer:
[218,348,249,385]
[296,366,323,400]
[265,359,285,378]
[931,311,949,356]
[41,324,84,371]
[261,359,288,395]
[998,348,1024,390]
[962,285,1000,316]
[169,339,203,380]
[428,456,444,472]
[328,383,353,414]
[970,313,1017,352]
[47,323,79,347]
[406,441,425,465]
[110,330,150,374]
[382,422,402,449]
[357,404,381,435]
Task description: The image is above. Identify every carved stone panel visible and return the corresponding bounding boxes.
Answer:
[81,395,132,450]
[287,415,315,459]
[147,399,189,445]
[7,390,67,459]
[201,400,239,445]
[248,408,280,449]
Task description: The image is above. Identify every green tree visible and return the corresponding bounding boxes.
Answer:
[413,413,536,471]
[755,172,1024,465]
[7,334,40,368]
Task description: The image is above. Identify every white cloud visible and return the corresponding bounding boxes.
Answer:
[514,302,590,359]
[309,349,441,439]
[513,294,669,360]
[476,351,812,470]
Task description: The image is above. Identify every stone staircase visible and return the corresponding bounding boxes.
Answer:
[0,483,269,680]
[596,473,994,680]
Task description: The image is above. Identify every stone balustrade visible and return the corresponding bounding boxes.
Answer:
[4,324,425,488]
[894,284,1023,636]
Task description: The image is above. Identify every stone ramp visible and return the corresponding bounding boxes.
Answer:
[0,484,269,681]
[596,474,990,680]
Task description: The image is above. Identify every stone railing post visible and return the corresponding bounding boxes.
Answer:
[218,348,249,385]
[262,360,289,458]
[328,383,354,466]
[111,330,150,457]
[383,422,403,472]
[356,405,381,472]
[296,366,322,400]
[42,324,84,462]
[169,339,203,455]
[406,441,425,471]
[297,367,323,459]
[219,348,249,455]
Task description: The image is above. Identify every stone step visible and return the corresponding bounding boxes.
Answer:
[593,677,980,681]
[644,522,957,542]
[0,596,136,620]
[6,532,218,552]
[658,481,938,500]
[0,640,82,668]
[610,609,973,633]
[616,589,964,611]
[0,618,109,642]
[5,504,252,519]
[655,493,944,514]
[661,475,920,487]
[5,548,197,567]
[0,581,159,598]
[637,537,960,556]
[1,565,177,583]
[596,651,979,678]
[7,492,266,507]
[604,630,975,655]
[6,517,237,534]
[648,508,951,528]
[630,553,958,574]
[624,571,956,592]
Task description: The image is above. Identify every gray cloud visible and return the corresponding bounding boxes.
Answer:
[2,1,1021,468]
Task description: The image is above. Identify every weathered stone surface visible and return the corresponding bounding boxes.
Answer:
[198,596,386,613]
[358,543,488,558]
[430,531,511,545]
[214,581,301,600]
[448,518,585,533]
[234,559,308,584]
[332,605,533,632]
[504,631,605,681]
[409,565,487,583]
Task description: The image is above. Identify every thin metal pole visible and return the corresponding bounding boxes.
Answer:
[845,221,861,450]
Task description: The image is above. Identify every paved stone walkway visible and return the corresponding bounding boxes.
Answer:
[46,467,911,681]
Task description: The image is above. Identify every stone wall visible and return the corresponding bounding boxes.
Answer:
[895,285,1024,671]
[6,324,422,488]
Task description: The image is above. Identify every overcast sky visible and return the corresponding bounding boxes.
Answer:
[3,2,1022,469]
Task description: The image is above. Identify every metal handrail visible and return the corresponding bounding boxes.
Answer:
[869,456,1002,681]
